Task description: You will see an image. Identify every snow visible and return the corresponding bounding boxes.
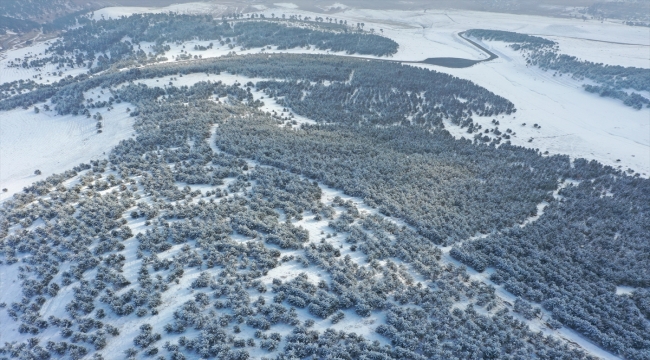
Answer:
[615,286,636,296]
[252,7,649,64]
[544,35,650,69]
[273,3,299,10]
[0,39,89,85]
[434,40,650,176]
[90,3,229,20]
[0,100,135,201]
[319,3,350,12]
[0,264,23,341]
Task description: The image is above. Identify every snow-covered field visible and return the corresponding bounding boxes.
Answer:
[0,101,134,201]
[0,40,89,84]
[544,36,650,69]
[437,40,650,176]
[90,2,230,19]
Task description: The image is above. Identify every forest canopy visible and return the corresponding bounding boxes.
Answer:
[0,12,648,360]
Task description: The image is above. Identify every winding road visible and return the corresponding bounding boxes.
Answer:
[414,31,499,68]
[368,31,498,68]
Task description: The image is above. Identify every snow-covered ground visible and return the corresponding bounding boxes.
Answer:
[0,40,89,84]
[273,3,299,10]
[544,36,650,69]
[243,6,650,65]
[90,2,230,20]
[615,286,636,296]
[318,3,349,12]
[0,100,134,201]
[436,40,649,176]
[85,3,650,66]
